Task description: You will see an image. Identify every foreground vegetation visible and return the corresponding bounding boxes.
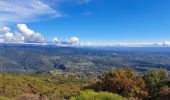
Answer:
[85,68,170,100]
[71,90,126,100]
[0,67,170,100]
[0,73,82,100]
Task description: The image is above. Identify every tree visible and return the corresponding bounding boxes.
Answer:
[142,69,169,99]
[84,67,148,99]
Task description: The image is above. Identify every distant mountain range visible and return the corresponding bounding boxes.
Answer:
[0,43,170,74]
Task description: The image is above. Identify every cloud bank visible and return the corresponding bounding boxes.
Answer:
[79,41,170,47]
[0,24,80,45]
[0,24,170,47]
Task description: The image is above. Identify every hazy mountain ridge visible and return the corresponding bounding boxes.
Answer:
[0,44,170,74]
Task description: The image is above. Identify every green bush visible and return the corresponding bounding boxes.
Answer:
[84,68,148,99]
[70,90,127,100]
[142,69,169,99]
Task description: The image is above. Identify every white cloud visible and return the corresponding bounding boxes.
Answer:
[0,0,92,24]
[0,31,17,42]
[61,36,80,45]
[17,24,34,36]
[0,0,60,24]
[69,37,79,43]
[0,26,11,33]
[5,32,13,38]
[0,39,4,43]
[52,37,60,44]
[0,0,94,26]
[16,24,45,43]
[79,41,170,47]
[0,24,45,43]
[162,41,170,46]
[4,32,16,42]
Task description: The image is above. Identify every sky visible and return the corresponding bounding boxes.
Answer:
[0,0,170,46]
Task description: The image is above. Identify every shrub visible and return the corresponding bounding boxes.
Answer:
[70,90,127,100]
[142,69,168,99]
[84,68,147,99]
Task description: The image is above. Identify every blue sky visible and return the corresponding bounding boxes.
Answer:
[31,0,170,42]
[0,0,170,46]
